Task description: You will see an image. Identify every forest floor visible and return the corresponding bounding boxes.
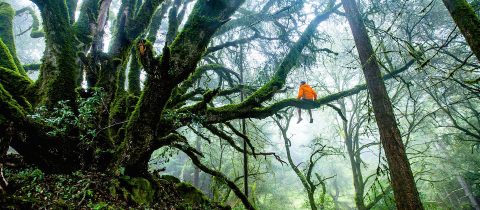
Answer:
[0,154,228,209]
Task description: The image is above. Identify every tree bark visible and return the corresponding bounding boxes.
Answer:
[0,3,26,75]
[442,0,480,61]
[123,0,246,175]
[457,175,480,209]
[193,127,201,187]
[34,0,78,107]
[341,0,424,209]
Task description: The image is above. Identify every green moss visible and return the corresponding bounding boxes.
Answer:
[108,92,136,144]
[35,0,79,107]
[74,0,99,45]
[146,3,169,42]
[0,39,17,71]
[0,2,26,75]
[0,83,26,124]
[160,175,181,183]
[125,0,164,41]
[176,182,209,204]
[120,176,154,205]
[23,63,41,71]
[0,67,32,96]
[128,50,142,95]
[175,182,231,209]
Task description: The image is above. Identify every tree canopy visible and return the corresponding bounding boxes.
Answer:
[0,0,479,209]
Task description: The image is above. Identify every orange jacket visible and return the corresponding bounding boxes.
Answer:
[297,84,317,100]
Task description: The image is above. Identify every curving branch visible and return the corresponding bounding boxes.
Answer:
[239,2,340,107]
[171,140,256,210]
[214,0,304,37]
[203,124,285,164]
[15,7,44,38]
[200,59,415,124]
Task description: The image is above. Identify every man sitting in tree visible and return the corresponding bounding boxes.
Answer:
[297,81,317,123]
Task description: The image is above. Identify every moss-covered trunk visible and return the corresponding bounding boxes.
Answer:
[122,0,246,175]
[35,0,78,108]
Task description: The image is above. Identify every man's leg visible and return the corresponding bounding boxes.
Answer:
[308,109,313,123]
[297,108,303,123]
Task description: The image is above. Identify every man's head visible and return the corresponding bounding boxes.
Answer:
[300,81,306,85]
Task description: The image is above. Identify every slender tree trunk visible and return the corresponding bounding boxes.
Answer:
[276,119,317,210]
[341,0,424,209]
[193,127,201,187]
[239,45,249,198]
[457,176,480,209]
[340,101,367,210]
[442,0,480,61]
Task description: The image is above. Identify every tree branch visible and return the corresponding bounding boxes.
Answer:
[201,59,415,123]
[171,139,256,210]
[15,7,44,38]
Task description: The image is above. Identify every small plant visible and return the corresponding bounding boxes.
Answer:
[28,89,105,143]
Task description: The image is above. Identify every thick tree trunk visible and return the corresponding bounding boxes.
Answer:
[442,0,480,61]
[34,0,78,107]
[123,0,246,175]
[341,0,424,209]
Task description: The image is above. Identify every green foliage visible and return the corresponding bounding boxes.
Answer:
[0,39,17,71]
[28,89,105,141]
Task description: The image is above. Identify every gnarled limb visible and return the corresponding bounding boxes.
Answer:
[15,7,44,38]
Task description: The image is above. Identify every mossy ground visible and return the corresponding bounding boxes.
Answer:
[1,155,229,210]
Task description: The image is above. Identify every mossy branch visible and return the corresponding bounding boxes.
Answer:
[0,3,26,75]
[126,0,165,41]
[442,0,480,61]
[123,0,246,174]
[0,39,17,72]
[200,59,414,124]
[205,32,260,55]
[15,7,44,38]
[146,1,171,42]
[73,0,100,45]
[0,67,33,98]
[240,2,339,107]
[23,63,41,71]
[214,0,304,37]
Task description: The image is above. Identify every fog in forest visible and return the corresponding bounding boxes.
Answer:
[1,0,479,209]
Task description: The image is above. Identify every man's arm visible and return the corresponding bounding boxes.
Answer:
[297,87,303,99]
